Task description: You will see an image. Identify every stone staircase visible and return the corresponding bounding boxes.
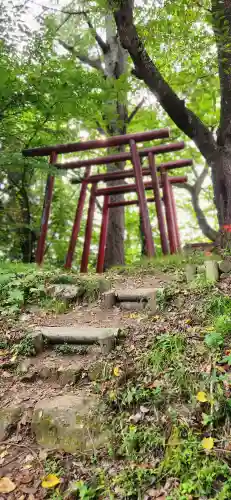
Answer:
[0,285,162,459]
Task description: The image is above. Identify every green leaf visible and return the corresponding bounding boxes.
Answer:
[204,332,224,349]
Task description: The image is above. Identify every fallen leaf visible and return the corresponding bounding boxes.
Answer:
[41,474,61,489]
[147,380,161,389]
[0,477,16,493]
[113,366,120,377]
[129,412,142,423]
[39,449,48,461]
[109,391,116,401]
[196,391,208,403]
[24,454,34,463]
[202,437,214,450]
[129,313,140,319]
[0,450,8,459]
[140,405,149,413]
[0,350,8,356]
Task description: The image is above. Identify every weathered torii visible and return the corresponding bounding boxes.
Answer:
[22,128,192,273]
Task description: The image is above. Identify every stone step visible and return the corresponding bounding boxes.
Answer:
[103,288,159,314]
[18,352,108,386]
[115,288,157,302]
[119,301,146,311]
[32,393,107,454]
[33,326,120,354]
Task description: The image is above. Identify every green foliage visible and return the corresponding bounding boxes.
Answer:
[44,458,65,478]
[0,262,106,316]
[205,294,231,317]
[148,333,186,373]
[204,331,224,349]
[213,315,231,336]
[120,424,164,460]
[13,334,36,357]
[55,344,88,355]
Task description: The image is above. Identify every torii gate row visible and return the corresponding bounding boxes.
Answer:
[79,173,187,274]
[22,128,192,271]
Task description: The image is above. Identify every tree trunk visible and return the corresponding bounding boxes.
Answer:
[103,13,128,269]
[7,171,36,263]
[139,214,146,256]
[209,148,231,247]
[111,0,231,249]
[18,185,36,262]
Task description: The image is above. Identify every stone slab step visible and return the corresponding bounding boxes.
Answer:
[33,327,120,354]
[32,393,107,454]
[115,288,157,302]
[103,288,159,314]
[119,301,146,311]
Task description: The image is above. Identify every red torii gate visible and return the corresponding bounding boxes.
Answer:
[22,128,192,272]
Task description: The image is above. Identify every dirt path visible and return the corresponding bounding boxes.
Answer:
[0,271,174,498]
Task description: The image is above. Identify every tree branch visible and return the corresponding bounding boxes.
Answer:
[175,166,218,241]
[113,0,218,163]
[58,39,103,71]
[127,97,145,124]
[96,121,107,136]
[83,12,109,54]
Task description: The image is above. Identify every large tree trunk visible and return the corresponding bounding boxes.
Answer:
[111,0,231,249]
[7,170,36,263]
[103,13,128,269]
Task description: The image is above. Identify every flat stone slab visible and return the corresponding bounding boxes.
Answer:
[32,394,107,454]
[34,327,120,353]
[115,288,157,302]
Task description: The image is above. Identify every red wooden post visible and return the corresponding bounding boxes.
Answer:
[169,183,181,250]
[130,139,155,257]
[80,184,97,273]
[65,166,91,269]
[96,195,109,273]
[36,151,57,265]
[161,171,178,254]
[148,153,169,255]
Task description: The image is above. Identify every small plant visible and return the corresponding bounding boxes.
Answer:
[120,424,164,460]
[205,294,231,317]
[213,314,231,336]
[14,334,36,357]
[55,343,88,355]
[148,333,185,373]
[66,479,103,499]
[156,286,176,311]
[0,339,9,349]
[204,331,224,349]
[44,458,65,478]
[190,274,214,291]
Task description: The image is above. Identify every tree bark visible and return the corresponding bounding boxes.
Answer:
[112,0,231,248]
[175,166,218,241]
[103,13,128,269]
[7,170,36,263]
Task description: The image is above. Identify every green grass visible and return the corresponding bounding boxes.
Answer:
[0,262,110,316]
[109,251,219,276]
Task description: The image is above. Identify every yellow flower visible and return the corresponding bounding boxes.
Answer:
[113,366,120,377]
[196,391,208,403]
[202,437,214,450]
[41,474,61,489]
